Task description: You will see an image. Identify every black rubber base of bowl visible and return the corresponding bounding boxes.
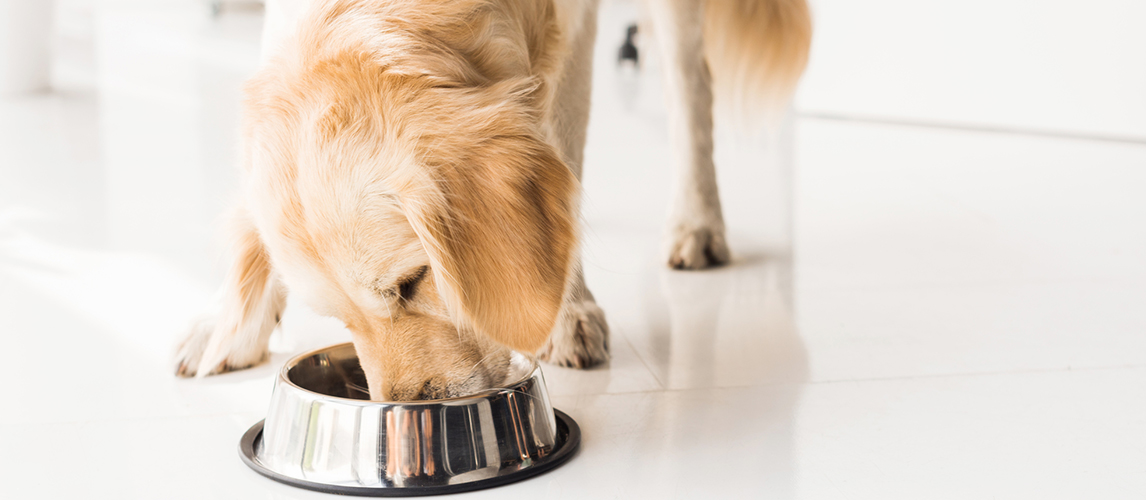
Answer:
[239,409,580,497]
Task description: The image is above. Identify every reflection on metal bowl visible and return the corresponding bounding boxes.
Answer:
[239,343,580,496]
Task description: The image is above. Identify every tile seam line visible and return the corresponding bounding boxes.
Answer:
[797,111,1146,146]
[4,411,267,429]
[808,362,1146,385]
[794,276,1146,294]
[10,364,1141,427]
[567,362,1146,396]
[611,327,668,390]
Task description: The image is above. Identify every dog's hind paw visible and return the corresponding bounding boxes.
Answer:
[173,315,271,378]
[538,299,610,369]
[667,226,730,270]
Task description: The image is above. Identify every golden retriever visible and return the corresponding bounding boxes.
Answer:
[174,0,810,401]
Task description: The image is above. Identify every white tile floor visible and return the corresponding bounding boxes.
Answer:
[2,1,1145,498]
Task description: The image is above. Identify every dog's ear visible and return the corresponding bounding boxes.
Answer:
[401,134,577,353]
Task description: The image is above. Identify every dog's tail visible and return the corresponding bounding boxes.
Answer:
[703,0,812,117]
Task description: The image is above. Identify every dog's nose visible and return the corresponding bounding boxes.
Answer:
[385,379,449,401]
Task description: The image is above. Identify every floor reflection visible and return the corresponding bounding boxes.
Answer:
[630,250,808,497]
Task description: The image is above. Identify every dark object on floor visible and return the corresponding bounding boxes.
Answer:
[618,24,639,66]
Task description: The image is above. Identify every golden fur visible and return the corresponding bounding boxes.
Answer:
[176,0,810,401]
[240,0,576,399]
[704,0,812,112]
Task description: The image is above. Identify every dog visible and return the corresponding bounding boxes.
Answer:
[174,0,811,401]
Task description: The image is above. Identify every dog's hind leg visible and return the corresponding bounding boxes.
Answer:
[537,0,610,369]
[648,0,730,270]
[174,209,286,377]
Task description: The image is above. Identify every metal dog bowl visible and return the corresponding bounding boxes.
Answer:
[239,343,580,496]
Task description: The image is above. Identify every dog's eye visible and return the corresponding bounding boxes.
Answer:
[397,266,428,301]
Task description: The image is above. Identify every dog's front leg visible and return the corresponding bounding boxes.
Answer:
[649,0,729,269]
[174,209,286,377]
[537,0,610,368]
[540,263,610,368]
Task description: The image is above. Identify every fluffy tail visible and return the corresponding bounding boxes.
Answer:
[703,0,812,116]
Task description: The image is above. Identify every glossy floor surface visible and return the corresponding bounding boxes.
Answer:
[2,1,1145,498]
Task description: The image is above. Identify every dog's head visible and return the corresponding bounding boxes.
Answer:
[240,30,575,400]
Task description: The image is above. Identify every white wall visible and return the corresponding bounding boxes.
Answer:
[796,0,1146,140]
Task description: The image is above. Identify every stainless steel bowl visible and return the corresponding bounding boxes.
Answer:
[239,343,579,496]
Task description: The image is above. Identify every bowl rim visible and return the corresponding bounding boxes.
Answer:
[276,342,543,406]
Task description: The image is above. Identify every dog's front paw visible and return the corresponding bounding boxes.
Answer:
[667,225,730,270]
[173,315,271,377]
[538,299,610,369]
[174,316,213,377]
